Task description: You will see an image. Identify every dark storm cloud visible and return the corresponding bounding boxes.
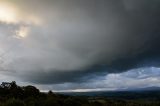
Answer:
[19,66,108,84]
[1,0,160,84]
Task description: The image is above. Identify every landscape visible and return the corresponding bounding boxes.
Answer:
[1,0,160,106]
[0,81,160,106]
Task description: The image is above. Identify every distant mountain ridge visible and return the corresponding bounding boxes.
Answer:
[120,86,160,91]
[61,87,160,100]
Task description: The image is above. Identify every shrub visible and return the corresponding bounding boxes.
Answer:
[4,98,25,106]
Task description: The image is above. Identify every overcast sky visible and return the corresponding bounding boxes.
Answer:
[0,0,160,92]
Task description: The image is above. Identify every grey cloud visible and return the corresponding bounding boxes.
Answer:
[1,0,160,84]
[34,67,160,91]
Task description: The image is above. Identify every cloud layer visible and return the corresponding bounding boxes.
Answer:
[0,0,160,88]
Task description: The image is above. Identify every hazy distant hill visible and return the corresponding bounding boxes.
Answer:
[61,87,160,100]
[128,86,160,91]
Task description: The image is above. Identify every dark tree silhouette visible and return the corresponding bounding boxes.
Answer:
[23,85,40,97]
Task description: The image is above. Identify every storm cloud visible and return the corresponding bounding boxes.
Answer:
[0,0,160,88]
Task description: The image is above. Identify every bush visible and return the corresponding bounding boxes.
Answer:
[44,97,61,106]
[4,98,25,106]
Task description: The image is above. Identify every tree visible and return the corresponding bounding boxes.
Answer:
[23,85,40,97]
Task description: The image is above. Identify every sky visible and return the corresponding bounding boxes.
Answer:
[0,0,160,92]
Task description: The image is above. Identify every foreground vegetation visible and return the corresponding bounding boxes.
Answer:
[0,81,160,106]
